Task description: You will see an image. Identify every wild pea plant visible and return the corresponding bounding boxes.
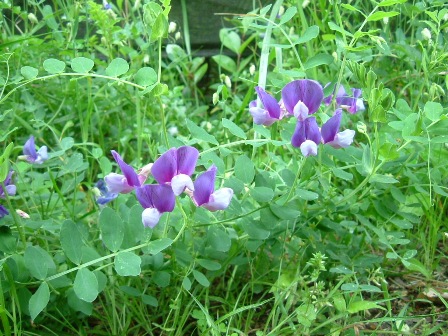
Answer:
[1,0,447,334]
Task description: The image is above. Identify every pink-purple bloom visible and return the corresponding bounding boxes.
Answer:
[0,171,16,218]
[249,87,282,126]
[321,109,356,148]
[281,79,324,117]
[104,151,147,194]
[193,165,233,211]
[151,146,199,196]
[135,184,175,228]
[22,136,48,164]
[93,179,118,205]
[324,85,365,114]
[291,117,321,157]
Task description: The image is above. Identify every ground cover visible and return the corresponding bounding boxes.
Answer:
[0,0,447,335]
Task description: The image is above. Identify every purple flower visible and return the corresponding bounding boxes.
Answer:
[93,179,118,205]
[0,171,16,219]
[22,136,48,164]
[0,205,8,218]
[291,117,321,157]
[151,146,199,196]
[0,171,16,198]
[321,109,356,148]
[135,184,175,228]
[104,151,147,194]
[281,80,324,118]
[192,165,233,211]
[324,85,365,114]
[103,0,112,10]
[249,87,281,126]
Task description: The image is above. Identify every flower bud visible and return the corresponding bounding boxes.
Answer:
[224,75,231,88]
[278,6,285,17]
[421,28,431,40]
[175,32,181,40]
[249,64,256,76]
[213,92,219,105]
[28,13,38,24]
[302,0,310,8]
[168,21,177,33]
[382,17,389,25]
[357,121,367,134]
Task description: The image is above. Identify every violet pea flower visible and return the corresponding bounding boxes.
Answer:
[151,146,199,196]
[281,79,324,119]
[291,117,321,157]
[0,205,8,218]
[135,184,175,228]
[104,151,147,194]
[192,165,233,211]
[321,109,356,149]
[249,87,281,126]
[0,171,16,219]
[324,85,365,114]
[93,179,118,205]
[22,136,48,164]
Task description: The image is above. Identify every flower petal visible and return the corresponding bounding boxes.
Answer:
[142,208,162,228]
[202,188,233,211]
[35,146,48,164]
[176,146,199,176]
[321,109,342,143]
[151,148,177,184]
[111,150,142,187]
[305,117,321,145]
[293,101,309,121]
[136,184,175,213]
[171,174,194,196]
[249,106,276,126]
[104,173,134,194]
[0,205,8,218]
[193,165,217,206]
[255,86,281,119]
[300,140,318,157]
[281,79,324,115]
[23,136,37,159]
[326,129,355,149]
[291,120,306,148]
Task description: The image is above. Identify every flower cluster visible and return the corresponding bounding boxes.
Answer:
[101,146,233,228]
[249,79,364,156]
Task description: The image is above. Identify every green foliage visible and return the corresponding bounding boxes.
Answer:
[0,0,447,334]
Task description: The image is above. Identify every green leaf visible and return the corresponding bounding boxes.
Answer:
[60,137,74,150]
[270,203,300,219]
[347,300,384,313]
[166,44,187,62]
[182,277,192,290]
[0,142,14,181]
[114,252,141,276]
[222,118,247,139]
[424,101,443,122]
[21,66,38,79]
[207,227,231,252]
[234,155,255,184]
[122,204,145,248]
[71,57,94,73]
[43,58,65,74]
[29,282,50,321]
[279,6,297,25]
[73,268,98,302]
[193,270,210,287]
[211,55,237,73]
[24,246,55,280]
[367,11,400,21]
[403,258,430,278]
[250,187,274,202]
[196,259,221,271]
[99,207,124,252]
[219,28,241,54]
[186,119,218,145]
[153,271,171,287]
[378,0,407,6]
[296,188,319,200]
[67,289,93,315]
[328,21,353,37]
[295,25,319,44]
[370,174,399,184]
[134,67,157,87]
[105,58,129,77]
[145,238,173,255]
[150,12,168,41]
[142,294,158,307]
[242,220,270,239]
[303,53,333,70]
[60,220,84,264]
